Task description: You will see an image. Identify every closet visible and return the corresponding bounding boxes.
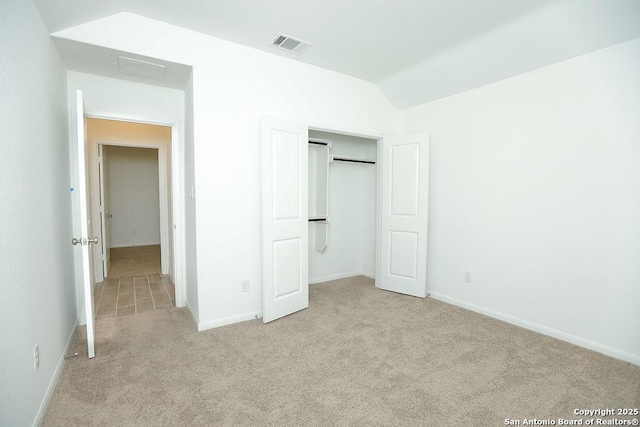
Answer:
[307,130,378,284]
[260,116,429,323]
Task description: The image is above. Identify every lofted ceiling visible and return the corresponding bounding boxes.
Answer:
[34,0,640,109]
[35,0,558,81]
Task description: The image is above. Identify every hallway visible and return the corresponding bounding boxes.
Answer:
[94,274,175,318]
[96,245,175,318]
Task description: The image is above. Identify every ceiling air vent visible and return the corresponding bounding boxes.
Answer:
[271,33,311,54]
[118,56,166,80]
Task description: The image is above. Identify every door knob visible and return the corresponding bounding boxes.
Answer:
[71,237,99,246]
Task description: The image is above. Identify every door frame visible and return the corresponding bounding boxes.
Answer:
[89,139,170,281]
[86,113,185,311]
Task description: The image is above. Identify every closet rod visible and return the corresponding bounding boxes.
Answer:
[332,157,376,165]
[308,141,329,146]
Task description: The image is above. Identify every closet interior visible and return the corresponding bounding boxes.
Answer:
[307,130,378,284]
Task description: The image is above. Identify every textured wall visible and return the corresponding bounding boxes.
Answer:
[401,38,640,363]
[105,146,161,247]
[0,1,77,425]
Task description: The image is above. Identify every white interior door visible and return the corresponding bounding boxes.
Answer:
[98,145,111,278]
[261,116,309,323]
[379,133,430,297]
[72,90,97,358]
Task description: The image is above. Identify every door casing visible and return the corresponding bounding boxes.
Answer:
[89,138,171,282]
[72,111,186,327]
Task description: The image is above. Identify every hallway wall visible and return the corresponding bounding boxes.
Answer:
[105,146,161,247]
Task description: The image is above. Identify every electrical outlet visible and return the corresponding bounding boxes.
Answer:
[465,272,472,284]
[241,280,250,292]
[34,345,40,371]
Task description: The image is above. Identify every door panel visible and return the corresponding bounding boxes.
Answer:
[389,231,418,279]
[390,144,420,216]
[72,90,96,358]
[273,238,302,298]
[261,117,309,323]
[379,134,429,298]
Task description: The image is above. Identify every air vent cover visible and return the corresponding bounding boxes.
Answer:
[271,33,311,54]
[118,56,166,80]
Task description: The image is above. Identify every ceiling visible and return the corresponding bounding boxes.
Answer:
[53,38,192,90]
[35,0,558,83]
[34,0,640,108]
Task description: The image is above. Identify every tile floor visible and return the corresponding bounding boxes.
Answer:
[94,273,175,318]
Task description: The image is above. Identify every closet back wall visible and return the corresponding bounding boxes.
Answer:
[309,130,377,283]
[105,146,161,248]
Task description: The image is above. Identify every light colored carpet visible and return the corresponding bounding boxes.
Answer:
[106,245,161,279]
[43,276,639,426]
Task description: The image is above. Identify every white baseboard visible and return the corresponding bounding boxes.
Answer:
[185,301,198,329]
[109,242,161,248]
[310,271,372,284]
[428,292,640,366]
[33,318,78,427]
[197,310,262,331]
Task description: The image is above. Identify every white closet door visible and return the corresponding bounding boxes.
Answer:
[261,117,309,323]
[379,133,430,297]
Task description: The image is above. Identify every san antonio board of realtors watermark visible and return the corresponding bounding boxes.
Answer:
[504,408,639,426]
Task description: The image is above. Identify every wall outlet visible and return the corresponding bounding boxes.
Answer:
[34,345,40,371]
[241,280,250,292]
[464,272,472,284]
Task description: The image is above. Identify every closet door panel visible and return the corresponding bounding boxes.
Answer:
[379,134,429,298]
[261,117,309,323]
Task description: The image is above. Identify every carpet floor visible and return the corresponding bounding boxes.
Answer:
[43,276,639,426]
[106,245,161,279]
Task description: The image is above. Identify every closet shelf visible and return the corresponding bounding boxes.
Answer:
[330,155,376,165]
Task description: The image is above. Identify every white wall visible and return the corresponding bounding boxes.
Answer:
[0,1,77,425]
[184,74,199,318]
[53,13,398,328]
[105,146,161,247]
[308,130,377,282]
[400,38,640,364]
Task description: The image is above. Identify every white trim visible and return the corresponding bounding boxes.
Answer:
[82,112,185,310]
[109,242,162,248]
[197,311,262,331]
[90,138,169,281]
[310,271,369,284]
[170,122,185,308]
[33,319,78,427]
[428,292,640,366]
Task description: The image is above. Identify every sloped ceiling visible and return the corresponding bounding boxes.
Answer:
[35,0,640,109]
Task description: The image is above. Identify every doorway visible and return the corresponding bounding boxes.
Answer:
[100,145,162,278]
[87,118,176,317]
